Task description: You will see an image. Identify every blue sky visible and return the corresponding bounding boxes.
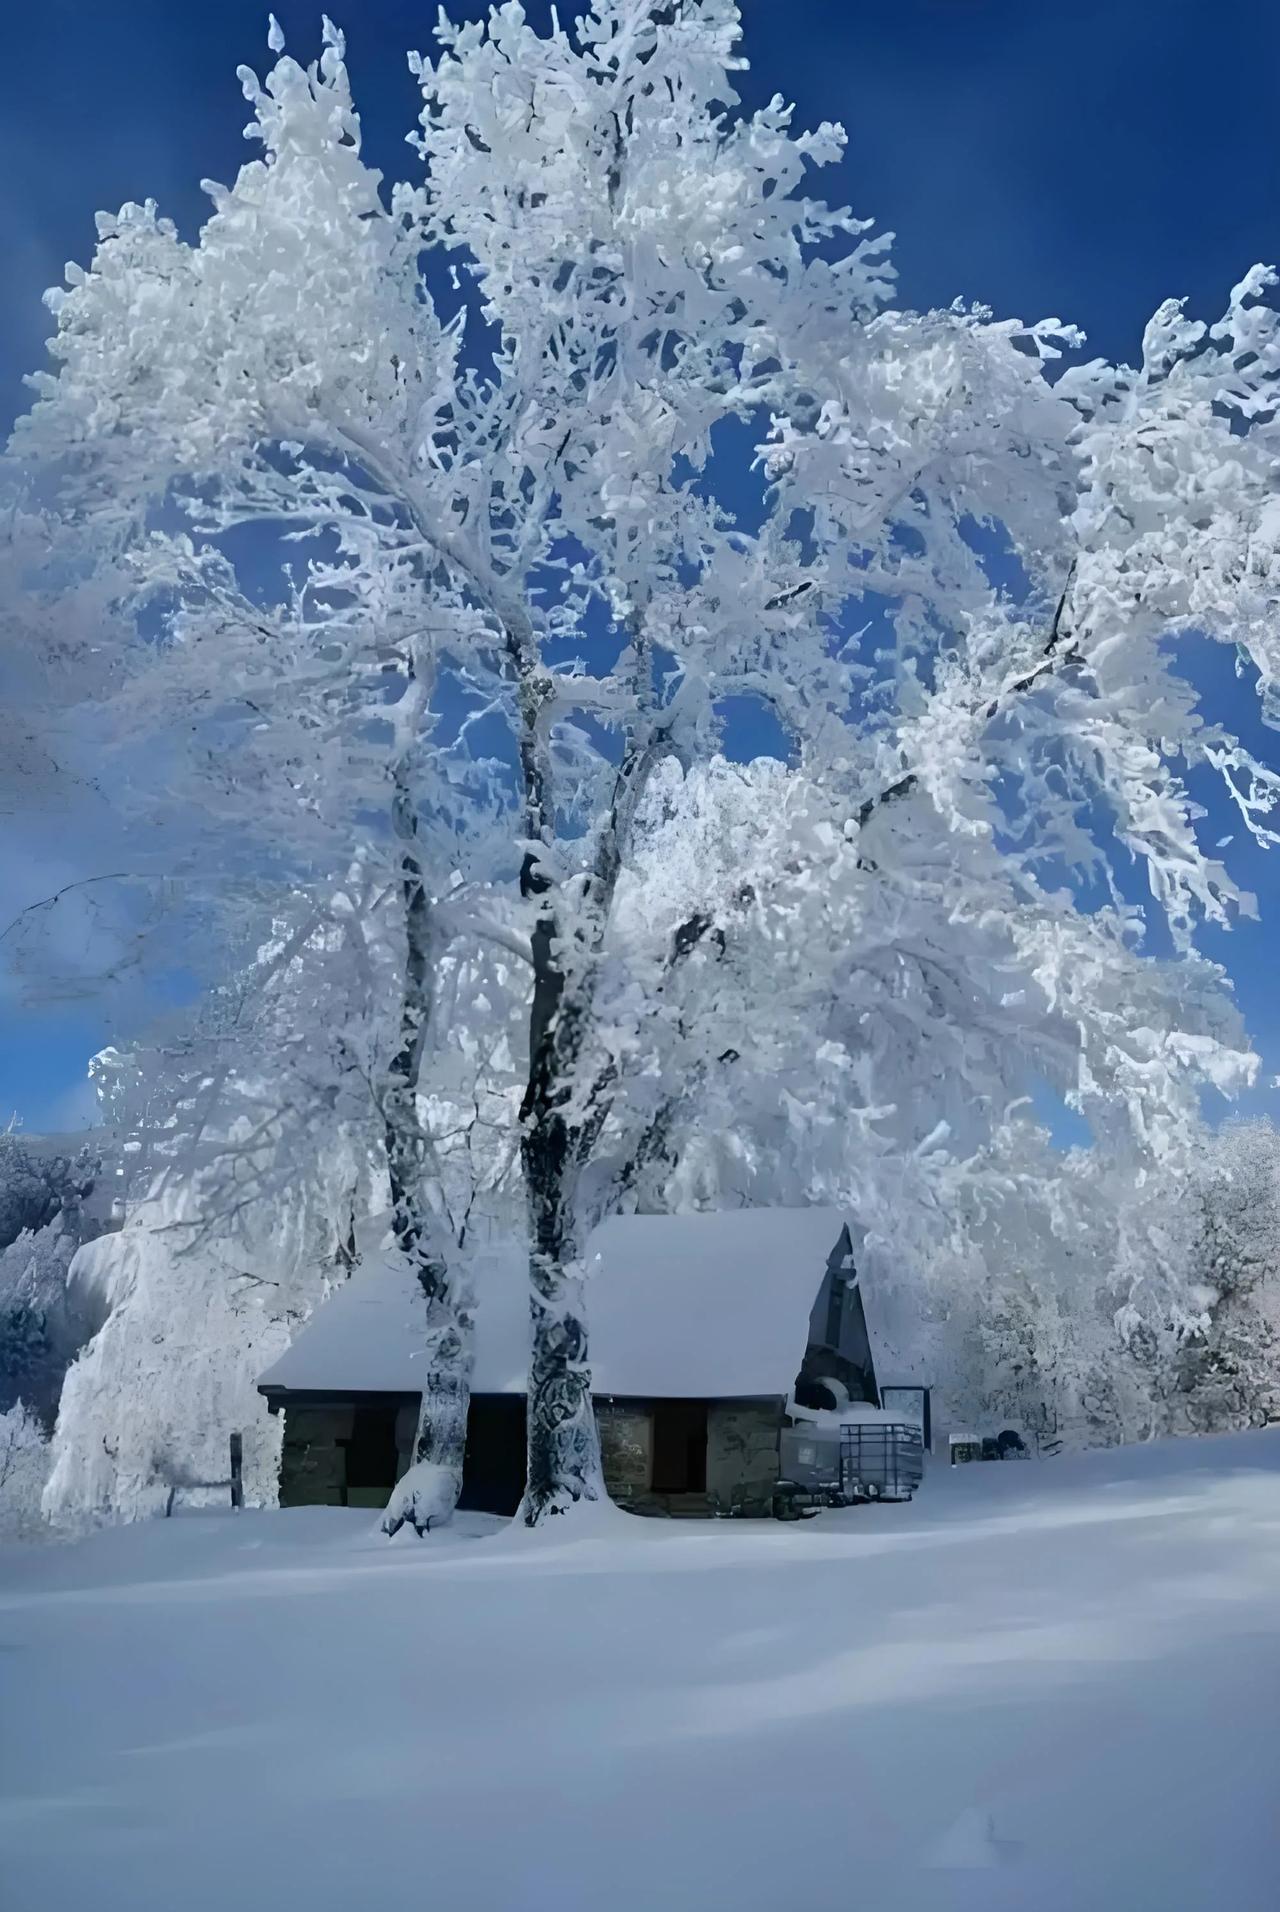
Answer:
[2,0,1279,1130]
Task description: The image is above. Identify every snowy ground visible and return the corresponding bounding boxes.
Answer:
[4,1434,1280,1911]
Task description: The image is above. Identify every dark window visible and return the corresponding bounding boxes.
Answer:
[342,1405,400,1496]
[650,1399,708,1494]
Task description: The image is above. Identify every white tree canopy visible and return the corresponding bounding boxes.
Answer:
[10,1,1280,1523]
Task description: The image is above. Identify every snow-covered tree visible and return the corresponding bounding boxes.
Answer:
[0,1401,51,1541]
[12,3,1280,1527]
[0,1131,105,1428]
[44,1159,352,1530]
[37,877,526,1531]
[40,908,401,1529]
[0,1130,90,1248]
[1165,1119,1280,1432]
[948,1144,1197,1451]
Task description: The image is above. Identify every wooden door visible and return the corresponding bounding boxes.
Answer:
[459,1394,528,1516]
[650,1400,709,1494]
[342,1404,400,1508]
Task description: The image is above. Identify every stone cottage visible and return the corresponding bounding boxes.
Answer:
[256,1207,930,1517]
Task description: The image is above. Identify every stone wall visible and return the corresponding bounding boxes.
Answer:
[280,1404,351,1506]
[706,1401,781,1513]
[597,1400,652,1502]
[281,1395,782,1514]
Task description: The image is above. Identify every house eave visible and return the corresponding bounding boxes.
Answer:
[258,1381,789,1414]
[258,1383,423,1416]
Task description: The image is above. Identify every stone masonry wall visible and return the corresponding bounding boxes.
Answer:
[279,1404,351,1506]
[706,1401,781,1512]
[597,1400,652,1502]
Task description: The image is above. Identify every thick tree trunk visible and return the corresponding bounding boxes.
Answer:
[383,1279,474,1535]
[507,630,663,1523]
[380,1080,474,1531]
[379,747,473,1535]
[380,1065,475,1533]
[518,904,605,1522]
[520,1171,604,1523]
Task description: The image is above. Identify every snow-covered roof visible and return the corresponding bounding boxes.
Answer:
[588,1208,848,1397]
[257,1239,529,1398]
[258,1207,852,1401]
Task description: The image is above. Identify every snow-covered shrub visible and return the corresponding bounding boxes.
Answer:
[0,1131,97,1243]
[0,1298,51,1393]
[0,1401,52,1541]
[0,1135,107,1425]
[0,1132,65,1244]
[0,1220,87,1424]
[43,1143,366,1530]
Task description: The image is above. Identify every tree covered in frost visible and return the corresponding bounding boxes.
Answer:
[0,1132,104,1429]
[955,1121,1280,1447]
[1164,1118,1280,1432]
[0,1131,88,1248]
[0,1401,51,1541]
[42,916,398,1529]
[12,1,1280,1526]
[39,884,525,1531]
[43,1155,359,1530]
[947,1143,1201,1451]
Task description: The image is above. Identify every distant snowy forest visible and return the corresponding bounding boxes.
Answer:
[5,0,1280,1537]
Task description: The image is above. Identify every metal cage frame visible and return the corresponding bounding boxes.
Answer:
[838,1421,925,1503]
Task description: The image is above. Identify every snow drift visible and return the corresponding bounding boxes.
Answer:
[4,1430,1279,1910]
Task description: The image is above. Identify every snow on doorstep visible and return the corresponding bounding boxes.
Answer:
[258,1207,851,1400]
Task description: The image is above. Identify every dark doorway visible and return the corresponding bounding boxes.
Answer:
[342,1404,400,1508]
[650,1399,708,1494]
[460,1394,527,1516]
